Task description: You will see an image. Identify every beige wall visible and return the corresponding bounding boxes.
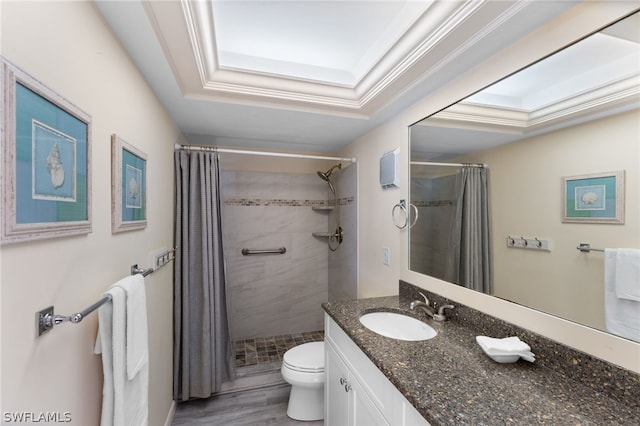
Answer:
[345,1,640,373]
[1,2,177,424]
[472,110,639,331]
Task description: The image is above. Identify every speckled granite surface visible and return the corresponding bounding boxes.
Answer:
[322,281,640,425]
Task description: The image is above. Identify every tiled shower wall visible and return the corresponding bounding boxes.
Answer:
[410,174,457,280]
[221,170,348,341]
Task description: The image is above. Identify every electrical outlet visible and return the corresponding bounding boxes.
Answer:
[383,247,390,265]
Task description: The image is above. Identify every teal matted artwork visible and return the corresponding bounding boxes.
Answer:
[111,134,147,233]
[2,58,92,244]
[562,171,624,224]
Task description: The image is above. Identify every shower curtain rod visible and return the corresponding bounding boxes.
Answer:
[411,161,486,168]
[175,144,356,163]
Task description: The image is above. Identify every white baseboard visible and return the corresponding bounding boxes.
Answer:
[164,400,176,426]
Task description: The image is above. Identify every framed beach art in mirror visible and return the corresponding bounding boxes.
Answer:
[562,170,625,224]
[408,11,639,341]
[111,134,147,233]
[1,57,92,244]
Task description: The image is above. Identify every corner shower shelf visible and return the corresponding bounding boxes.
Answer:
[312,206,334,212]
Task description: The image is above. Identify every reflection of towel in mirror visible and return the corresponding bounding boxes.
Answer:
[95,274,149,426]
[604,249,640,342]
[614,249,640,302]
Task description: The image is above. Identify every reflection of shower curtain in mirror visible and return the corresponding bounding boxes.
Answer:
[173,150,235,401]
[445,167,492,293]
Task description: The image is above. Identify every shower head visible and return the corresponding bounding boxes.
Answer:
[317,164,342,181]
[317,164,341,195]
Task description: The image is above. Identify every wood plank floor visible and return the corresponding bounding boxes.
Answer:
[171,383,324,426]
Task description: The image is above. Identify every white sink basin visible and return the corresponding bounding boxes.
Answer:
[359,312,437,341]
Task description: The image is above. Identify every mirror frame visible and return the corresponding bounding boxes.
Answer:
[401,3,640,373]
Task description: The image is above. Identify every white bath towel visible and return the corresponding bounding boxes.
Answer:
[119,274,149,379]
[95,275,149,426]
[614,249,640,302]
[475,336,536,363]
[604,249,640,342]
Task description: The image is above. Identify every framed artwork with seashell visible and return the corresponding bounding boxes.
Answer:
[1,57,92,244]
[111,134,147,233]
[562,170,625,224]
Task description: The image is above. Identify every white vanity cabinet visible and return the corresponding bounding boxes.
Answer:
[324,314,430,426]
[326,342,389,425]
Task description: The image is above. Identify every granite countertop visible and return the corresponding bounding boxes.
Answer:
[322,290,640,425]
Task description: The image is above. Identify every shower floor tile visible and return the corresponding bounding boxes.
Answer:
[234,330,324,369]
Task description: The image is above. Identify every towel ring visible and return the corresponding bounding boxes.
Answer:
[392,200,418,230]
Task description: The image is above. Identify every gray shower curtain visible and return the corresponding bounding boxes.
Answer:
[173,150,235,401]
[445,166,492,294]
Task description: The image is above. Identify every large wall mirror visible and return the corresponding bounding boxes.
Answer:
[409,11,639,342]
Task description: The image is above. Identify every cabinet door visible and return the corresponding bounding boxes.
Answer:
[325,343,350,426]
[326,342,389,426]
[351,376,389,426]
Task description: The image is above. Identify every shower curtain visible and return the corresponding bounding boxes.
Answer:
[173,150,235,401]
[445,166,492,294]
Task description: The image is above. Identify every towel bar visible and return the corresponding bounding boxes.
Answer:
[131,264,154,276]
[577,243,605,253]
[36,263,155,336]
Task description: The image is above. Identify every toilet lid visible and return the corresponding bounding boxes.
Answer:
[283,342,325,373]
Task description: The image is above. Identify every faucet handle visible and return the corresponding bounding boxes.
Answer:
[433,304,455,321]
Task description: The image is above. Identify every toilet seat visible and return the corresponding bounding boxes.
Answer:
[282,341,324,373]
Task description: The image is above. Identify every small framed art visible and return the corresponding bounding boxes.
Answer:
[111,134,147,233]
[562,170,624,224]
[1,57,92,244]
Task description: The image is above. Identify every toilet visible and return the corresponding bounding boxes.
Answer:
[281,341,325,421]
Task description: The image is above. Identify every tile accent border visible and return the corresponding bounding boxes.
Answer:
[224,196,354,207]
[412,200,455,208]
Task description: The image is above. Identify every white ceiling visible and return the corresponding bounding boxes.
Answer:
[94,0,586,154]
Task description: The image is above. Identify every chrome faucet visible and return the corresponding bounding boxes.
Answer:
[410,291,455,322]
[410,291,435,318]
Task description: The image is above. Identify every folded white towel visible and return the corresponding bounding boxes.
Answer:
[117,274,149,379]
[95,286,127,426]
[614,248,640,302]
[476,336,535,363]
[95,275,149,426]
[477,336,531,353]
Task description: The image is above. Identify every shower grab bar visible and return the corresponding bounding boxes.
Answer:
[242,247,287,256]
[577,243,605,253]
[36,263,156,336]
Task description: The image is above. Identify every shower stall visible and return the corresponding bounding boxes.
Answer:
[218,153,357,377]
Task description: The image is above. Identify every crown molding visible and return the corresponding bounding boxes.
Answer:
[426,74,640,134]
[143,0,535,117]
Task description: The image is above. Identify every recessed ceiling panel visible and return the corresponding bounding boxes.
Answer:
[211,0,430,86]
